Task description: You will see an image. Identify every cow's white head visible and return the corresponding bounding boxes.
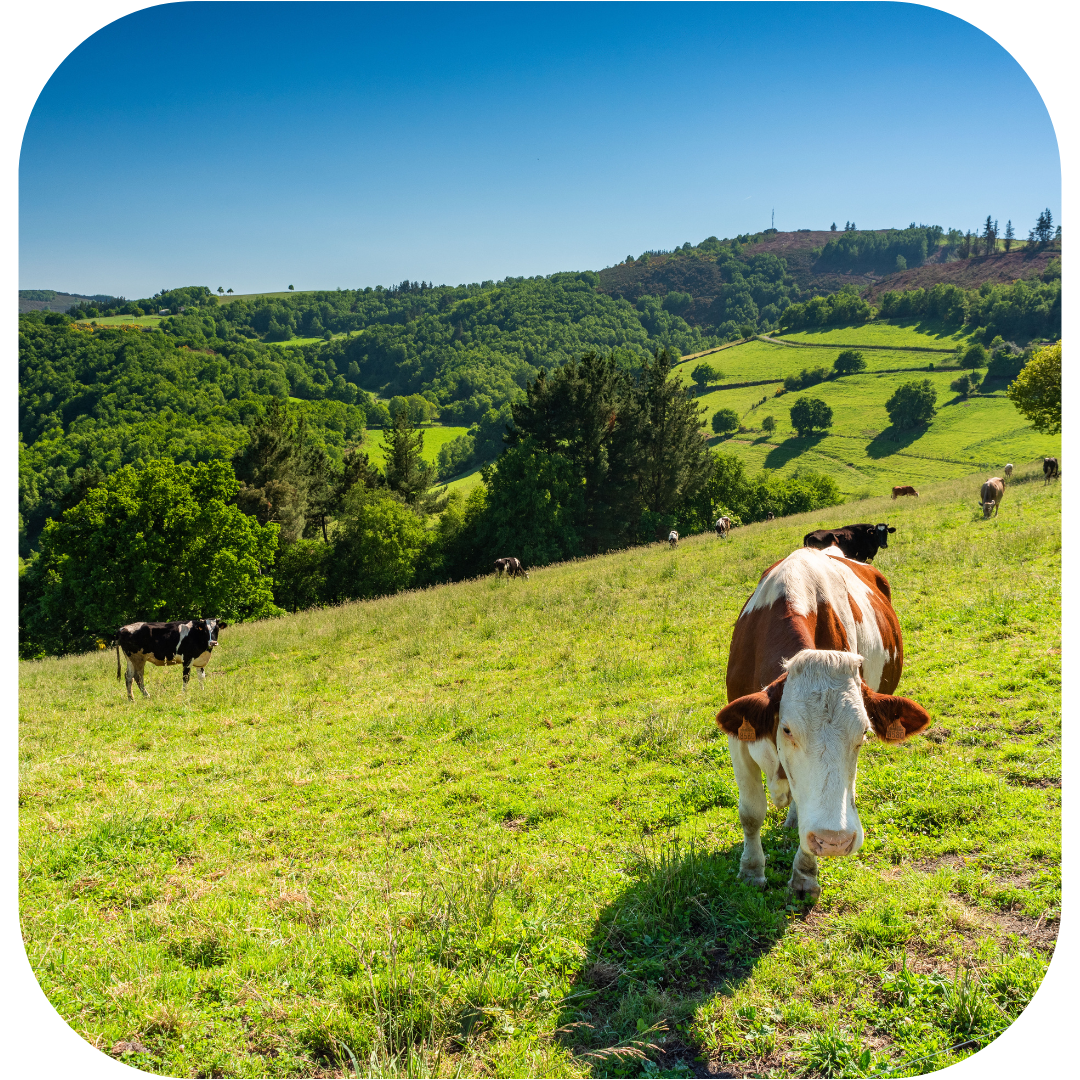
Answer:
[717,650,930,859]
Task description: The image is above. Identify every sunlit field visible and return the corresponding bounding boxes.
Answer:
[19,469,1059,1077]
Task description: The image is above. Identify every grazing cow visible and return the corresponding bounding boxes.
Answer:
[1044,457,1059,483]
[980,477,1004,518]
[668,530,679,547]
[765,512,775,521]
[715,516,733,539]
[115,618,226,701]
[716,547,930,900]
[891,486,919,499]
[1003,463,1014,481]
[494,557,529,579]
[803,523,896,563]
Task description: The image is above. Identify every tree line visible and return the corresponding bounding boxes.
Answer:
[19,349,843,658]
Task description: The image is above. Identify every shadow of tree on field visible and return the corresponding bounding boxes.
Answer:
[763,435,826,469]
[555,828,804,1077]
[865,425,929,459]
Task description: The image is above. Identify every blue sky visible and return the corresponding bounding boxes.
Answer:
[19,1,1061,299]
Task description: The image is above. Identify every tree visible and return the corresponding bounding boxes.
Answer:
[691,363,720,393]
[288,284,295,291]
[885,379,937,430]
[830,223,837,231]
[217,286,224,294]
[227,287,233,293]
[1007,344,1060,434]
[789,397,832,437]
[982,214,996,255]
[833,349,867,375]
[322,485,429,602]
[381,409,437,510]
[20,459,280,657]
[632,349,713,517]
[711,408,740,437]
[962,343,988,371]
[1004,220,1014,253]
[762,415,776,434]
[1034,209,1054,246]
[950,372,981,399]
[895,255,907,272]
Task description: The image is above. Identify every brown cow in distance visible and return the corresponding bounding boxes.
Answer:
[717,547,931,901]
[891,486,919,499]
[980,478,1004,518]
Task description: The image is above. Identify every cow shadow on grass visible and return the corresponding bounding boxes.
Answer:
[555,823,804,1076]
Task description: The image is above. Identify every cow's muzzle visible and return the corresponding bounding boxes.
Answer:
[807,830,857,857]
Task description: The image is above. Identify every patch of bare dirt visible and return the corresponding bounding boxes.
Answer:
[865,248,1058,302]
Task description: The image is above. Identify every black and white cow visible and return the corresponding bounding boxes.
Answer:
[715,516,733,539]
[494,557,529,579]
[668,530,679,548]
[115,619,226,700]
[803,523,896,563]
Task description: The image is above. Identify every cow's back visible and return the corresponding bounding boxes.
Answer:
[726,548,901,702]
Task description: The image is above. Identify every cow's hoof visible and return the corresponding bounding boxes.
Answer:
[788,872,820,903]
[738,867,767,888]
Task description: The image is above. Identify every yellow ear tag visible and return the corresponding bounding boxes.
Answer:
[738,719,757,742]
[885,720,906,742]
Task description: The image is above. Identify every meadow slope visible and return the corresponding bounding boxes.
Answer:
[18,468,1060,1078]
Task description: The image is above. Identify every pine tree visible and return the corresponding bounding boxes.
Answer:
[381,409,437,511]
[1004,220,1015,253]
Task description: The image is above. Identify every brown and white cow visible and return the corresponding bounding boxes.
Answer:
[891,485,919,499]
[980,477,1004,518]
[668,530,679,547]
[715,517,733,539]
[716,547,930,901]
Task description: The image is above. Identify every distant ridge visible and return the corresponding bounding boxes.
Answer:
[19,289,116,314]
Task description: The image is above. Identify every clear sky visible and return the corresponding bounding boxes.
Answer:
[19,1,1061,299]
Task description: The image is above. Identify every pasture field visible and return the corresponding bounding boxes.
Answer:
[75,314,163,327]
[359,425,472,469]
[19,470,1060,1078]
[677,326,1058,498]
[775,321,974,349]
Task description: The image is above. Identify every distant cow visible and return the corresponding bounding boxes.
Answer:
[494,557,529,579]
[717,547,930,900]
[765,512,775,521]
[1003,463,1014,480]
[715,516,733,539]
[803,523,896,563]
[668,530,679,547]
[1044,457,1059,483]
[115,618,226,701]
[891,486,919,499]
[980,477,1005,518]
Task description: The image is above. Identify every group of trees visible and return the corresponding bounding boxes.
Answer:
[19,349,845,657]
[813,225,944,274]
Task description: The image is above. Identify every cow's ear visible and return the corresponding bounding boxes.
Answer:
[861,682,931,742]
[217,620,228,630]
[888,527,896,534]
[717,674,785,742]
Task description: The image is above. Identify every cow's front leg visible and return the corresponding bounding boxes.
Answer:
[728,735,768,887]
[789,847,820,902]
[183,661,192,689]
[130,658,150,700]
[197,665,206,683]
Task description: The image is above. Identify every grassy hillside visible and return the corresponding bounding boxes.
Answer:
[673,324,1058,499]
[19,470,1059,1077]
[359,424,472,469]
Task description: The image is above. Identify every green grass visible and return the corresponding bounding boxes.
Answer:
[776,320,976,349]
[19,470,1060,1077]
[677,324,1058,498]
[78,315,164,327]
[360,425,473,469]
[216,291,318,304]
